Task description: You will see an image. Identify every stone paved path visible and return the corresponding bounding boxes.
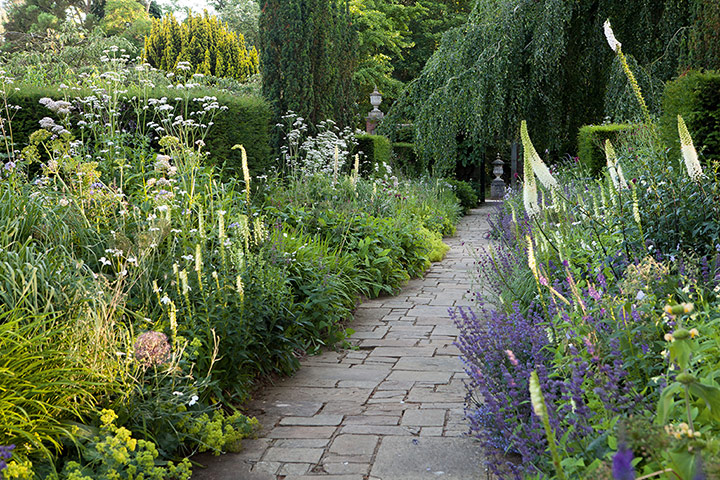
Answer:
[192,205,494,480]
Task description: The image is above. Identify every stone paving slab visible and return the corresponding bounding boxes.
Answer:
[369,436,486,480]
[191,206,495,480]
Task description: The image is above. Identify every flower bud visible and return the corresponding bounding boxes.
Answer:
[676,372,696,385]
[673,328,690,340]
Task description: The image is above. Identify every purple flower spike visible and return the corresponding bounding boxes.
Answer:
[612,444,635,480]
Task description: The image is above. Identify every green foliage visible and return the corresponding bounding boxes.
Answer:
[100,0,152,47]
[2,0,100,49]
[0,28,140,84]
[0,312,113,464]
[209,0,260,46]
[259,0,357,131]
[660,70,720,164]
[393,0,472,83]
[4,85,271,176]
[385,0,713,175]
[687,0,720,70]
[470,116,720,478]
[391,142,420,177]
[194,92,272,176]
[447,178,477,213]
[577,123,639,176]
[144,12,259,81]
[61,409,193,480]
[176,410,259,456]
[0,57,466,479]
[349,0,414,111]
[355,134,391,176]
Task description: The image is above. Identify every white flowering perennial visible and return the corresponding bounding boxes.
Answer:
[604,139,628,190]
[678,115,703,181]
[520,121,559,217]
[526,235,538,279]
[603,19,622,53]
[523,154,540,217]
[521,121,559,190]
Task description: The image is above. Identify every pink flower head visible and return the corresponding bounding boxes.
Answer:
[505,349,519,367]
[134,331,171,367]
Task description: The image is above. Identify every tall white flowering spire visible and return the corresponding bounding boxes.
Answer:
[604,139,628,190]
[603,19,621,52]
[523,148,540,217]
[604,19,651,123]
[521,121,559,190]
[678,115,703,181]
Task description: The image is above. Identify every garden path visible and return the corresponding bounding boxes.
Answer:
[192,204,496,480]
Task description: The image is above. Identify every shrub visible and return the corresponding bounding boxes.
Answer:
[5,86,271,176]
[144,12,259,81]
[660,70,720,164]
[355,134,391,176]
[577,123,638,176]
[447,179,478,213]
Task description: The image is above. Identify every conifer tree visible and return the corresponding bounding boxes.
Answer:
[259,0,357,130]
[144,11,259,81]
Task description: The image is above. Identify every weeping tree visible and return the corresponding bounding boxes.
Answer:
[259,0,357,131]
[384,0,711,176]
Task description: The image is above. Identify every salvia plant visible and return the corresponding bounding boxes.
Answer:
[455,18,720,480]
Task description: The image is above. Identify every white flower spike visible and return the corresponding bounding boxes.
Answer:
[604,19,622,53]
[604,139,628,190]
[521,121,559,190]
[523,152,540,217]
[678,115,703,181]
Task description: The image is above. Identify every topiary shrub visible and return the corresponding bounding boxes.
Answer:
[660,70,720,164]
[577,123,639,176]
[355,134,391,176]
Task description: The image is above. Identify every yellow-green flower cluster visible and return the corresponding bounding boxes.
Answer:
[63,409,192,480]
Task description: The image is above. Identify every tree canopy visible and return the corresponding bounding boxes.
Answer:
[384,0,715,175]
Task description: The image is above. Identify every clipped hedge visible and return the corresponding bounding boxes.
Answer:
[660,70,720,164]
[7,85,271,176]
[392,142,421,177]
[577,123,638,176]
[355,134,391,176]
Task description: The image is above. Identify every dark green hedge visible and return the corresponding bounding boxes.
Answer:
[7,85,271,176]
[660,70,720,164]
[392,142,421,177]
[577,123,638,176]
[355,134,391,176]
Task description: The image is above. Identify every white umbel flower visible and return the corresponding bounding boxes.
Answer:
[603,19,622,52]
[604,139,628,190]
[678,115,703,181]
[521,121,559,190]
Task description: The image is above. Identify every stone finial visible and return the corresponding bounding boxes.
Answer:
[491,153,506,200]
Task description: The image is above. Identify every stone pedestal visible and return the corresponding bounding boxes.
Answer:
[490,153,506,200]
